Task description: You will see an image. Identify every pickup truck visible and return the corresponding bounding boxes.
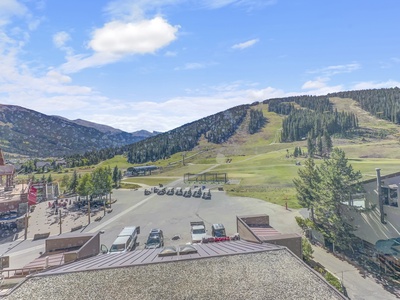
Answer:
[190,221,207,243]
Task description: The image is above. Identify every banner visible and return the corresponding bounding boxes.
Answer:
[28,185,37,206]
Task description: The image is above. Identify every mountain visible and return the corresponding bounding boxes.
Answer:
[0,104,157,157]
[65,87,400,167]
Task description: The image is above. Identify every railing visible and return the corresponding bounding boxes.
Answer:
[0,267,44,279]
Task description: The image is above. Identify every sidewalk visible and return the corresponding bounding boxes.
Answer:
[312,245,398,300]
[1,200,106,270]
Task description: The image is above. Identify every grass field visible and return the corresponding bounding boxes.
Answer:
[30,98,400,210]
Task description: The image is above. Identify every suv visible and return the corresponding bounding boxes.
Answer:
[145,229,164,249]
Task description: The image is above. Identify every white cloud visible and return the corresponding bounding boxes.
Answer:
[0,0,27,26]
[351,80,400,90]
[60,16,179,73]
[53,31,71,48]
[301,78,343,95]
[308,63,360,76]
[232,38,259,50]
[89,17,178,55]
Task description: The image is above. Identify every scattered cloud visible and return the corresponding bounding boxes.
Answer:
[175,62,206,71]
[232,38,259,50]
[53,31,71,48]
[165,51,177,57]
[308,63,360,76]
[351,80,400,90]
[301,77,343,95]
[201,0,276,10]
[0,0,27,26]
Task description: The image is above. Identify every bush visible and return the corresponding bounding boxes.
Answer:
[324,271,343,292]
[295,216,315,230]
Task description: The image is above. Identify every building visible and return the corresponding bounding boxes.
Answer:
[2,215,345,299]
[0,148,15,191]
[6,239,345,300]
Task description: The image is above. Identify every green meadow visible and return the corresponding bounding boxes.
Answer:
[35,98,400,209]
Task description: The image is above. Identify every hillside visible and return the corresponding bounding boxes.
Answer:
[0,104,156,157]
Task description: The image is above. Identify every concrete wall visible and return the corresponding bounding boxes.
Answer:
[236,217,261,244]
[239,214,269,227]
[262,234,302,258]
[64,233,101,263]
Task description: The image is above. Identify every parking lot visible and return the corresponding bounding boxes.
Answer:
[0,185,302,270]
[82,187,303,250]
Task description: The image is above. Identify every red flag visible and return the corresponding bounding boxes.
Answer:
[28,186,37,206]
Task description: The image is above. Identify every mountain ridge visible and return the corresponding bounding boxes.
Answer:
[0,104,157,157]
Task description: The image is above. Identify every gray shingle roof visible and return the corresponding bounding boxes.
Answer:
[7,241,346,300]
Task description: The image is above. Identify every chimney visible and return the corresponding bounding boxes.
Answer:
[376,168,385,224]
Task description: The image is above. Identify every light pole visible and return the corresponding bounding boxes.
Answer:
[87,197,91,224]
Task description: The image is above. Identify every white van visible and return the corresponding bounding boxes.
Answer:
[108,226,140,253]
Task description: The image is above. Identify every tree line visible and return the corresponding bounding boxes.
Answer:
[266,95,333,115]
[329,87,400,123]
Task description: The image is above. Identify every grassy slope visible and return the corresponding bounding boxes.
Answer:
[33,99,400,209]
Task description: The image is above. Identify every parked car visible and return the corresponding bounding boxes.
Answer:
[175,187,183,195]
[145,229,164,249]
[107,226,140,253]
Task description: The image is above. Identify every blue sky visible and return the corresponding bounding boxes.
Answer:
[0,0,399,132]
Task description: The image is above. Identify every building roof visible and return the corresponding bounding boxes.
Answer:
[0,165,15,176]
[7,240,346,300]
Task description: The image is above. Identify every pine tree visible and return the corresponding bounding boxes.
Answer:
[293,158,320,221]
[69,170,79,193]
[317,135,323,156]
[315,148,362,251]
[112,166,119,187]
[307,135,315,157]
[323,130,333,155]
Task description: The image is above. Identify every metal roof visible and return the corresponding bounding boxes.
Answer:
[249,226,281,240]
[36,240,283,276]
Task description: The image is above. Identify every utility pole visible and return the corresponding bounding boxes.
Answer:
[59,209,62,235]
[24,213,28,240]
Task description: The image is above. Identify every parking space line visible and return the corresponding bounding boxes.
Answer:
[87,194,157,233]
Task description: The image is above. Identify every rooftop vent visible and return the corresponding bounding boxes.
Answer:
[158,246,177,257]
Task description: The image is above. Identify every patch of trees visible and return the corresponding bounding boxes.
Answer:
[248,109,267,134]
[329,87,400,123]
[126,105,249,164]
[63,166,119,198]
[65,147,122,168]
[280,109,358,142]
[266,95,332,115]
[293,148,363,252]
